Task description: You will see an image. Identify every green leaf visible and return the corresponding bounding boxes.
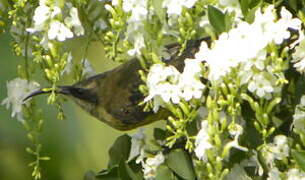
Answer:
[96,167,119,180]
[288,0,298,12]
[240,0,250,16]
[166,149,196,180]
[108,134,131,168]
[118,160,141,180]
[208,5,226,34]
[156,165,174,180]
[292,149,305,171]
[83,170,96,180]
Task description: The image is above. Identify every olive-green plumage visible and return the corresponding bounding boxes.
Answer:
[24,38,207,131]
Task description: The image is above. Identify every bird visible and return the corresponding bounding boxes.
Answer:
[24,38,208,131]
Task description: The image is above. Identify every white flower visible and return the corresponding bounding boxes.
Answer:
[279,7,302,31]
[180,59,205,101]
[158,83,181,104]
[127,33,145,56]
[123,0,148,22]
[64,7,84,36]
[27,4,61,33]
[261,135,289,167]
[287,168,305,180]
[144,64,180,104]
[179,77,205,101]
[292,38,305,73]
[248,73,275,99]
[48,20,73,41]
[271,135,289,160]
[162,0,197,16]
[81,58,96,78]
[145,61,205,110]
[142,152,164,180]
[129,128,146,161]
[267,167,281,180]
[2,78,40,121]
[195,121,213,162]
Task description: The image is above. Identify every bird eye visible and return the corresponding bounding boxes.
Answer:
[120,108,131,115]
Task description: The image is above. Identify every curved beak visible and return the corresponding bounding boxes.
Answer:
[23,86,73,102]
[23,89,52,102]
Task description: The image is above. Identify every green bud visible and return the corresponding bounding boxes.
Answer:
[267,127,275,136]
[27,133,34,142]
[254,121,261,131]
[39,156,51,161]
[266,97,281,113]
[185,12,193,26]
[26,147,35,155]
[179,27,186,36]
[260,113,268,126]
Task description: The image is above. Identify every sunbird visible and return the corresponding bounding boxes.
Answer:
[24,38,208,131]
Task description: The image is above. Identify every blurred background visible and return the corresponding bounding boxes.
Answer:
[0,33,161,179]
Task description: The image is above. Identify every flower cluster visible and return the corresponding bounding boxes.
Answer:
[144,59,205,112]
[2,78,40,121]
[195,6,301,98]
[27,0,84,46]
[142,152,165,180]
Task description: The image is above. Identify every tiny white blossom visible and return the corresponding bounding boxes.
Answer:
[162,0,197,16]
[195,121,213,162]
[179,78,205,101]
[261,135,289,167]
[144,64,180,104]
[287,168,305,180]
[129,128,146,161]
[64,7,84,36]
[292,38,305,73]
[2,78,40,121]
[127,33,145,56]
[180,59,205,101]
[48,20,73,41]
[145,61,205,111]
[123,0,148,22]
[271,135,289,160]
[81,58,96,78]
[142,152,164,180]
[27,4,61,33]
[248,73,275,99]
